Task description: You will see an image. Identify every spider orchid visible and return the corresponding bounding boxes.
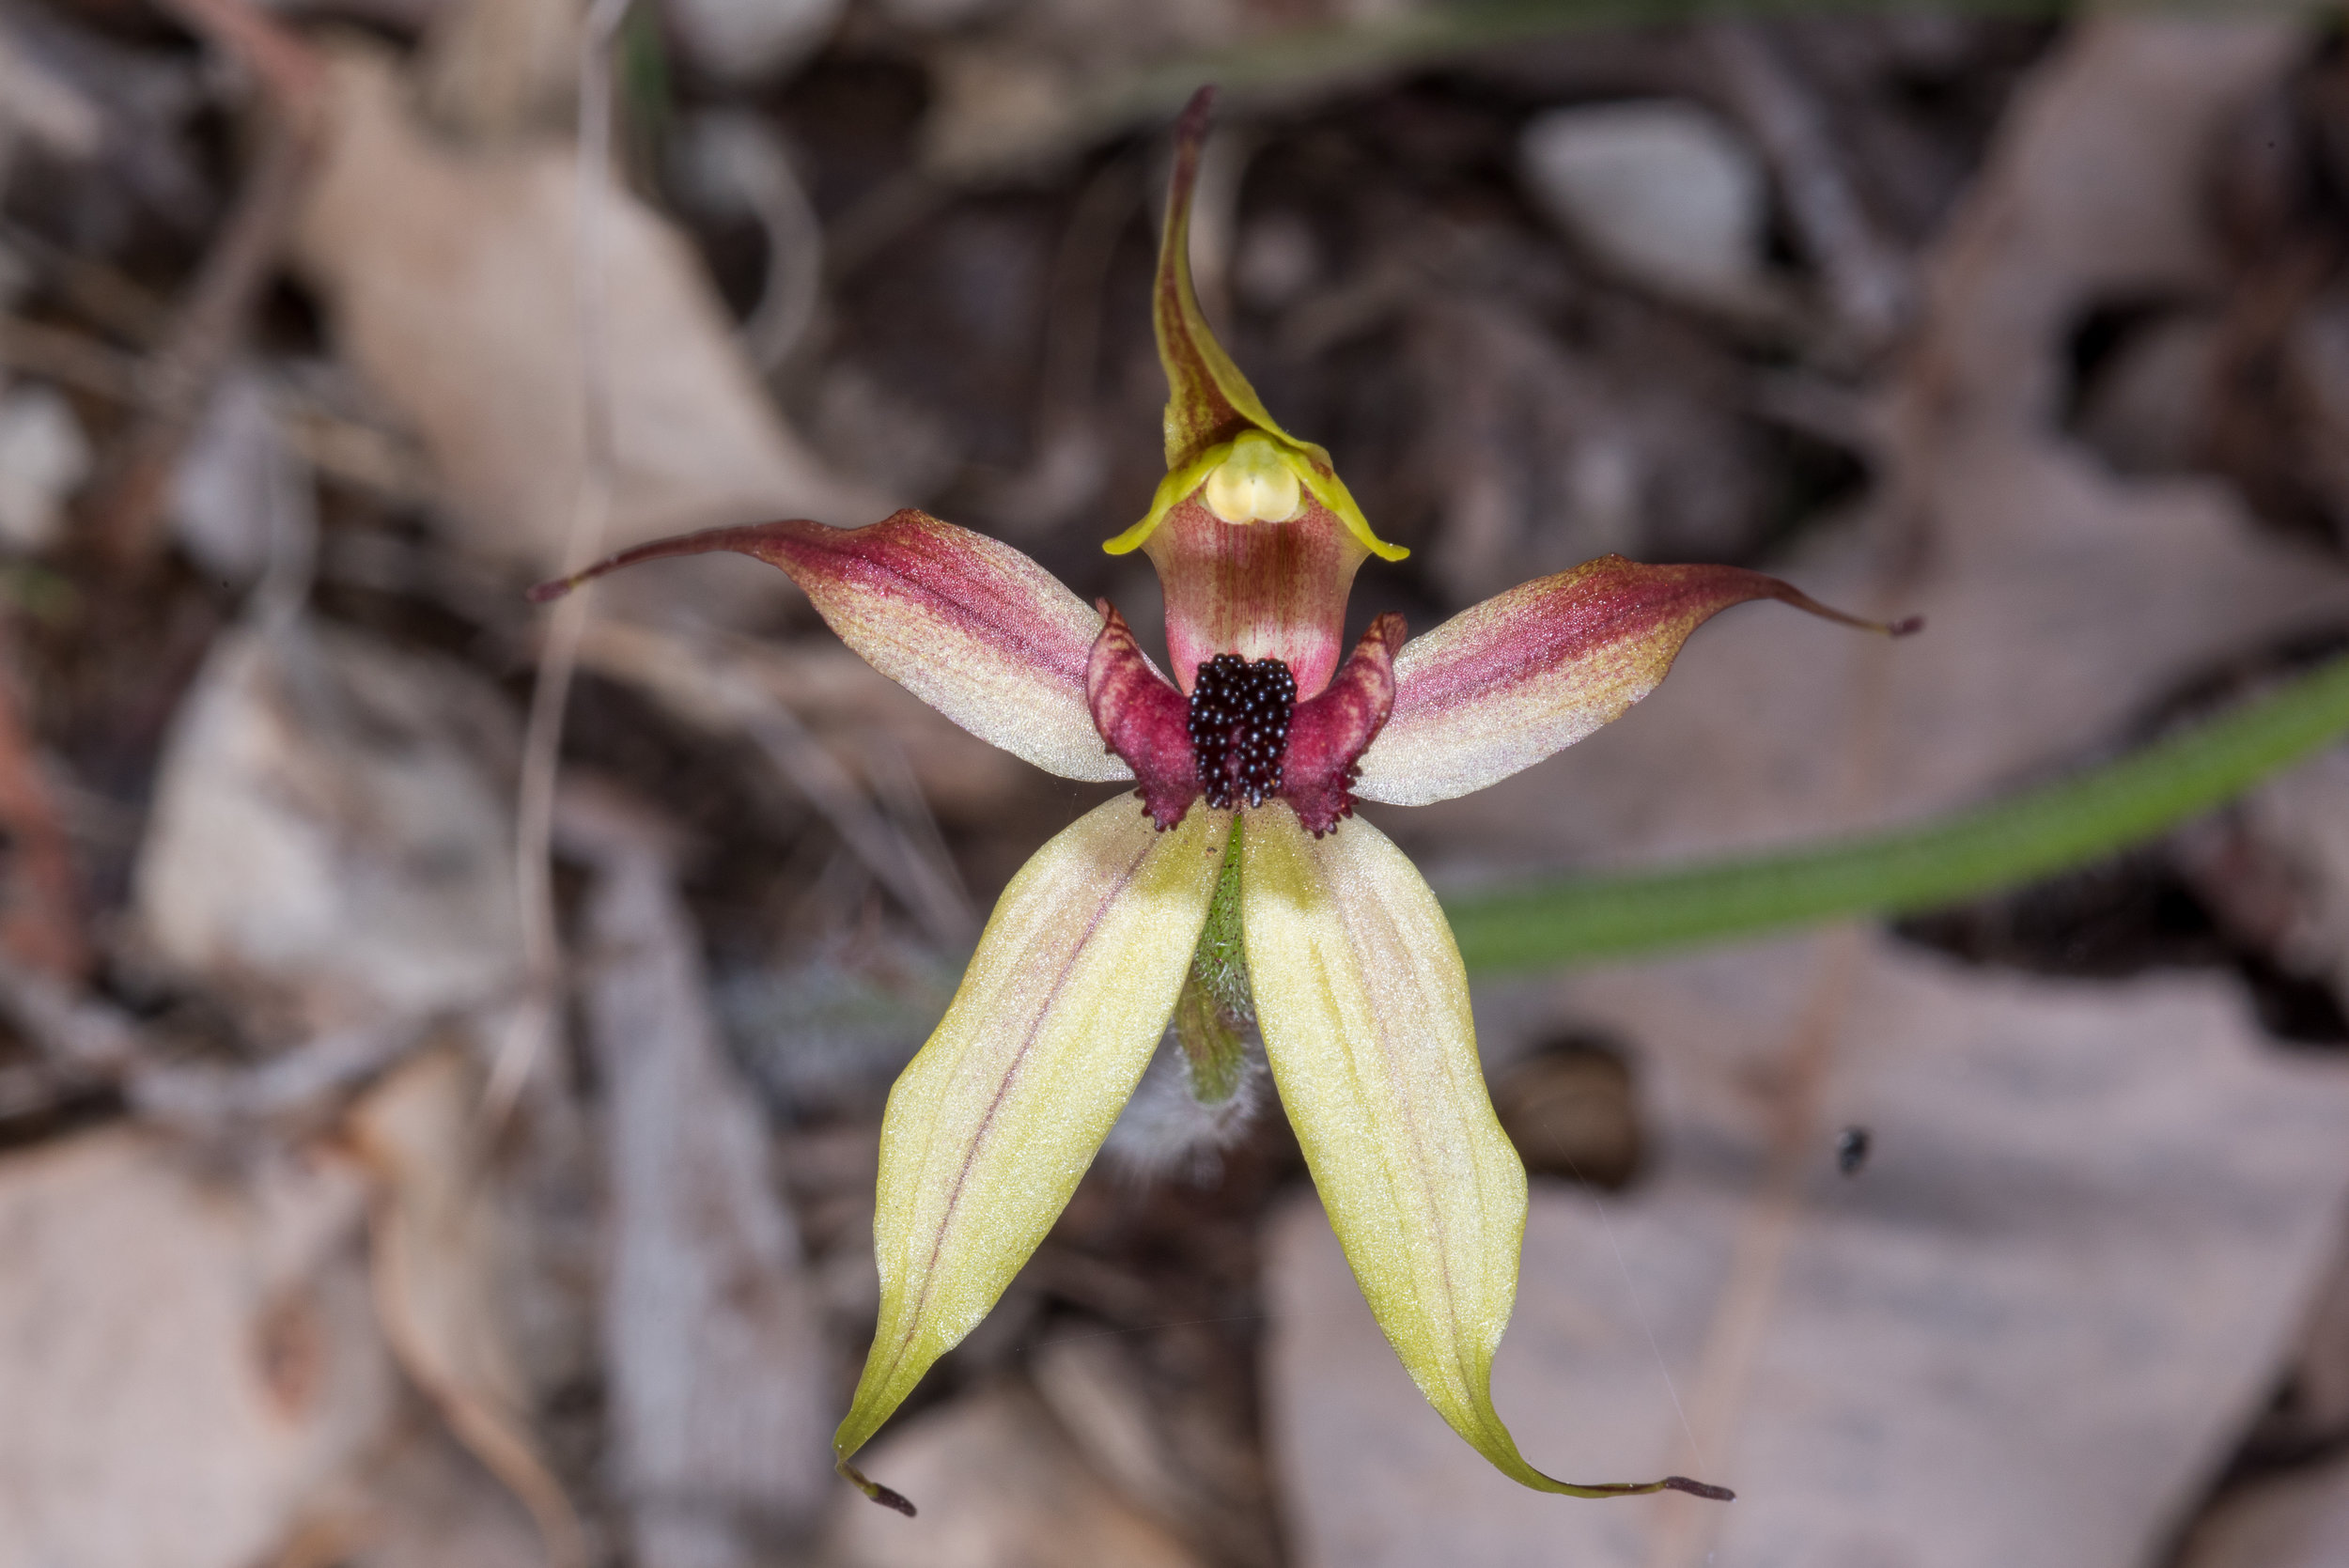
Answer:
[536,87,1909,1515]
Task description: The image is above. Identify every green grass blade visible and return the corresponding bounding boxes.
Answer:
[1443,651,2349,972]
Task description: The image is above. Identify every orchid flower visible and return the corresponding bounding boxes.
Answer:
[536,87,1907,1515]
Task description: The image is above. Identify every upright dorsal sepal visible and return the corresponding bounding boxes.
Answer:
[1117,85,1406,565]
[1156,85,1299,472]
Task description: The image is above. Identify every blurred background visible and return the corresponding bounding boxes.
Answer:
[3,1,2349,1565]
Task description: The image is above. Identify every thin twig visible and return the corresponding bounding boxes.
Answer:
[0,951,458,1131]
[485,0,633,1123]
[1641,927,1864,1568]
[129,1012,450,1133]
[1705,23,1910,354]
[0,315,139,401]
[1642,588,1907,1568]
[155,0,327,111]
[0,952,140,1077]
[683,113,825,375]
[571,617,976,946]
[978,152,1137,536]
[84,0,326,567]
[0,622,88,980]
[0,315,428,501]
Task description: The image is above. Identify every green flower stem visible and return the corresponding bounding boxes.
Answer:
[1443,651,2349,973]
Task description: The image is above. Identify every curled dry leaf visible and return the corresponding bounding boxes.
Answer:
[289,42,884,624]
[342,1047,585,1568]
[133,618,521,1033]
[292,1421,549,1568]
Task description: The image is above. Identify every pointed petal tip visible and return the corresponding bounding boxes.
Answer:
[833,800,1228,1479]
[524,574,577,604]
[1765,576,1921,641]
[1527,1470,1737,1500]
[1663,1476,1736,1502]
[1175,83,1217,147]
[839,1458,918,1516]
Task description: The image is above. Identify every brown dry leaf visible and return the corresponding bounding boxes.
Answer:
[342,1047,584,1568]
[414,0,580,143]
[0,1127,398,1568]
[289,42,885,622]
[822,1381,1208,1568]
[2274,1219,2349,1457]
[310,1420,550,1568]
[1267,936,2349,1568]
[560,781,833,1565]
[132,617,521,1034]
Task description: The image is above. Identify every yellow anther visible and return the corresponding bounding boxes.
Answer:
[1202,433,1305,525]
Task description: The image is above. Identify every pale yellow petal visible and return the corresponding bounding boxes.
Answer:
[833,798,1231,1503]
[1240,805,1720,1499]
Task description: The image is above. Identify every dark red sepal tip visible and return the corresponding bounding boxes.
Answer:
[1661,1476,1735,1502]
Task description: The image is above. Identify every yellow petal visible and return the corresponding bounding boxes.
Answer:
[1239,804,1725,1500]
[834,797,1232,1509]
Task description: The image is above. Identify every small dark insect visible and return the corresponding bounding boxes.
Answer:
[1836,1126,1872,1175]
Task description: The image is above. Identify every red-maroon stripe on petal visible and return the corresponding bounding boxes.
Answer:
[1086,603,1200,830]
[532,512,1130,783]
[1354,557,1914,807]
[1144,489,1368,699]
[1282,613,1404,836]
